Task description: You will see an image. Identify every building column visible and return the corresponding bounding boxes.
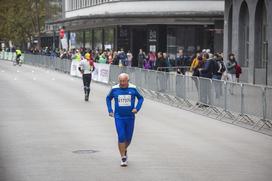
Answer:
[223,0,231,62]
[248,2,256,84]
[267,0,272,85]
[231,0,240,60]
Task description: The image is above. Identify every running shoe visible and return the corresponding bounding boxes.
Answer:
[120,156,127,167]
[85,94,88,101]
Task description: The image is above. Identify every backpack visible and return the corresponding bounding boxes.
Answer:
[236,64,242,75]
[218,61,226,73]
[144,59,151,69]
[212,59,220,74]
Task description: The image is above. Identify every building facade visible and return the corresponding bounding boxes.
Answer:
[224,0,272,85]
[52,0,224,66]
[43,0,63,48]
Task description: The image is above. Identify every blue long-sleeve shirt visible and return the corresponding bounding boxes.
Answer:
[106,83,144,117]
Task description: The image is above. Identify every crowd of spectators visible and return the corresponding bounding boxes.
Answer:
[2,46,241,83]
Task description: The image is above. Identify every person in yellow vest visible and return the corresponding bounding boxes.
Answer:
[190,52,201,75]
[15,48,22,65]
[72,49,81,61]
[75,49,81,61]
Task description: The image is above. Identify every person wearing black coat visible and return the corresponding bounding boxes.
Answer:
[198,53,219,106]
[156,52,167,71]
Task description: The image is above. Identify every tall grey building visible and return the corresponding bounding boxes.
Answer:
[51,0,224,65]
[224,0,271,85]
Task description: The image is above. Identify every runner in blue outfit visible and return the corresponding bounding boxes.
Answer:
[106,73,144,167]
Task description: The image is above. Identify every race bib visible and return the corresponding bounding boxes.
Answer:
[118,95,131,106]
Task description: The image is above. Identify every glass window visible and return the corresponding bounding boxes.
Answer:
[104,28,114,50]
[86,0,90,6]
[167,28,177,60]
[94,29,103,50]
[70,31,83,48]
[73,0,76,10]
[85,30,93,49]
[80,0,83,8]
[167,26,207,59]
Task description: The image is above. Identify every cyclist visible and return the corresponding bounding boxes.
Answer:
[15,48,22,65]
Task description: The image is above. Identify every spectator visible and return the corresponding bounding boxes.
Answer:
[190,54,203,77]
[199,53,218,79]
[112,51,119,65]
[163,52,171,72]
[199,53,218,106]
[108,51,113,64]
[138,49,146,68]
[127,50,133,67]
[156,52,167,71]
[226,53,237,82]
[212,54,226,98]
[175,49,187,75]
[118,49,128,66]
[98,52,107,64]
[212,53,225,80]
[148,51,157,70]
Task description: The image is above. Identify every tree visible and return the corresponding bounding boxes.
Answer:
[0,0,46,49]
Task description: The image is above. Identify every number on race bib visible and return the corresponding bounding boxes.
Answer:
[118,95,131,106]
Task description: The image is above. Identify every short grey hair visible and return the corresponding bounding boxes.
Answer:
[118,73,129,81]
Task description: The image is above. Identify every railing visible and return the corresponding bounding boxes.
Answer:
[0,52,71,73]
[22,54,72,73]
[1,52,271,133]
[109,65,272,132]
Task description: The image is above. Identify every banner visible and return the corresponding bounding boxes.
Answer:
[70,60,82,77]
[61,38,68,50]
[92,63,110,84]
[70,61,110,83]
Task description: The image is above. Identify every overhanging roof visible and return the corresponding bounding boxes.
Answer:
[48,1,224,30]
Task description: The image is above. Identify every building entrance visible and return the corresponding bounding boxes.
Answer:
[132,28,147,67]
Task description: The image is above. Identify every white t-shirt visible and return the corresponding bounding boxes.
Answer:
[79,59,92,74]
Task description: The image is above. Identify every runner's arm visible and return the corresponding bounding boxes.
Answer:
[135,89,144,112]
[106,89,114,114]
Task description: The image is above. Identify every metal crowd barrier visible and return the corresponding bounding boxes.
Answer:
[1,53,271,133]
[0,52,72,73]
[109,65,272,133]
[23,54,71,73]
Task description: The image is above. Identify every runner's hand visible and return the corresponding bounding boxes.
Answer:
[109,112,114,117]
[132,109,137,114]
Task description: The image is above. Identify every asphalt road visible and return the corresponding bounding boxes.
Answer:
[0,60,272,181]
